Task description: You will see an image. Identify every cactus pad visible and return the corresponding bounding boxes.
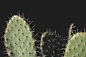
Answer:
[64,32,86,57]
[40,31,66,57]
[4,15,37,57]
[64,23,86,57]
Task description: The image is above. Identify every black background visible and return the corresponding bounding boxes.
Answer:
[0,1,86,57]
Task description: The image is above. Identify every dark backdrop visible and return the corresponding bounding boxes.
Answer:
[0,1,86,57]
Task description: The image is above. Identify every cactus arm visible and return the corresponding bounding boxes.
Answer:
[68,23,74,40]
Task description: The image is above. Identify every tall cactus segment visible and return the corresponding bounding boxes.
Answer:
[64,23,86,57]
[40,31,66,57]
[4,15,37,57]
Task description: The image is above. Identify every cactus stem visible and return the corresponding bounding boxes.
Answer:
[68,23,75,40]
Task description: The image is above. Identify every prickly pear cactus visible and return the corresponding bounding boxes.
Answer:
[4,15,37,57]
[64,23,86,57]
[40,31,66,57]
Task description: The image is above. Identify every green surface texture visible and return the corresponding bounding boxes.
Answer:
[64,23,86,57]
[4,15,37,57]
[64,32,86,57]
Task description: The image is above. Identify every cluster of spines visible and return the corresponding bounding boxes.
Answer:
[40,30,67,57]
[34,32,43,57]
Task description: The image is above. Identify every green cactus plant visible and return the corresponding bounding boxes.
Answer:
[40,30,66,57]
[3,13,85,57]
[4,15,37,57]
[64,23,86,57]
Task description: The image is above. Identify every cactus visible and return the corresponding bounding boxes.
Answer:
[4,15,37,57]
[64,23,86,57]
[3,13,86,57]
[40,30,67,57]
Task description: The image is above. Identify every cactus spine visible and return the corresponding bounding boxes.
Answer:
[64,23,86,57]
[4,15,37,57]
